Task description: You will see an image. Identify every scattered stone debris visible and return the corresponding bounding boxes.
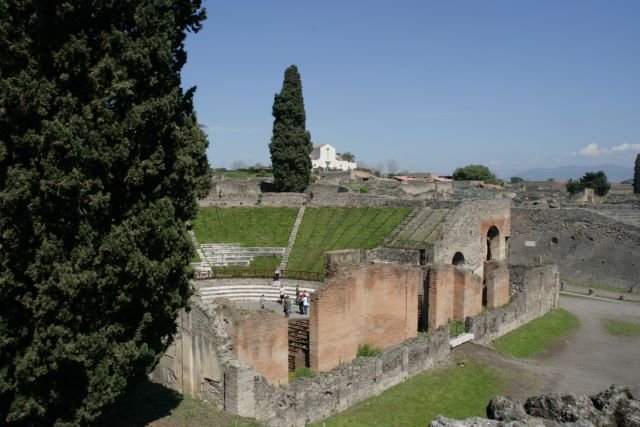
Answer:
[430,385,640,426]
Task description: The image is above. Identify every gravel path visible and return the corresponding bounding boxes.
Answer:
[456,294,640,398]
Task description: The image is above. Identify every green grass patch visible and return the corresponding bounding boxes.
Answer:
[287,207,411,273]
[98,379,260,427]
[602,318,640,336]
[289,367,315,381]
[216,170,272,179]
[192,207,298,247]
[356,344,380,358]
[492,308,580,358]
[313,357,503,426]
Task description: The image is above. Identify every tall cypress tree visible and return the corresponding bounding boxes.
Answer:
[634,153,640,194]
[0,1,210,424]
[269,65,313,192]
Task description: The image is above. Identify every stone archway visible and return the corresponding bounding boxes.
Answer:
[486,226,500,261]
[452,252,465,266]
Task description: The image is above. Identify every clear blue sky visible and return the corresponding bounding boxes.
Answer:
[181,0,640,177]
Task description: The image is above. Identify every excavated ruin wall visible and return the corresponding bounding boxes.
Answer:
[510,208,640,290]
[467,264,560,344]
[229,327,451,426]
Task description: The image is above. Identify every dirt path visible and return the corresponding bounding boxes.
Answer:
[456,294,640,398]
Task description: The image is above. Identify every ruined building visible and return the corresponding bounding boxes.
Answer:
[151,197,560,426]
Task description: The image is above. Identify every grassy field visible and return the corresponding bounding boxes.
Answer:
[313,357,503,426]
[192,207,298,247]
[287,207,411,273]
[492,308,580,358]
[602,318,640,336]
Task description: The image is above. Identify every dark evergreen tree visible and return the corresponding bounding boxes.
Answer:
[0,1,209,425]
[269,65,313,192]
[634,153,640,194]
[580,171,610,196]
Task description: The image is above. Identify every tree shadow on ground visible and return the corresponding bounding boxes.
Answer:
[97,379,182,426]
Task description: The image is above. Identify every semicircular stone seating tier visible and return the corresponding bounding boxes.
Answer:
[197,243,286,268]
[195,279,322,303]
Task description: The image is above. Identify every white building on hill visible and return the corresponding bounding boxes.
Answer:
[311,144,357,171]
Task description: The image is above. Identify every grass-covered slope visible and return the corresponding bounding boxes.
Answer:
[287,207,411,273]
[192,206,410,273]
[192,207,298,247]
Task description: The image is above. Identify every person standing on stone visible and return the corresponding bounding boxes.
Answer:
[279,282,285,303]
[283,295,291,318]
[298,292,304,314]
[302,292,309,315]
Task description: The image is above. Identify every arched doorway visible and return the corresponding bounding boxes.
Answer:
[452,252,465,266]
[486,226,500,261]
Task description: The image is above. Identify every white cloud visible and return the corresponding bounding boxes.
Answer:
[610,143,640,152]
[579,143,601,156]
[577,143,640,157]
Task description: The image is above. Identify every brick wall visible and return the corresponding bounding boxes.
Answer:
[227,328,450,425]
[309,263,420,372]
[484,260,510,309]
[426,264,482,330]
[234,311,289,386]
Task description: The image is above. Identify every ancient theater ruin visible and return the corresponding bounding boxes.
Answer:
[151,181,561,426]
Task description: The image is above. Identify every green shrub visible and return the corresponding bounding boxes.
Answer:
[357,344,380,358]
[289,367,314,381]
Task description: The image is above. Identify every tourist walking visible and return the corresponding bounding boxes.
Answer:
[298,293,304,314]
[279,283,285,303]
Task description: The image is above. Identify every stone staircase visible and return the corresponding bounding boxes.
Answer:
[288,319,310,371]
[280,206,306,271]
[197,282,318,303]
[384,208,450,248]
[382,208,418,246]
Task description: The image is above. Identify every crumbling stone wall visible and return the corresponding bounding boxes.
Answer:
[227,327,450,426]
[510,208,640,290]
[150,301,232,407]
[309,262,421,372]
[434,198,511,277]
[468,264,560,344]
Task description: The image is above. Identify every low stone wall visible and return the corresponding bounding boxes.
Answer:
[227,327,450,426]
[467,264,560,344]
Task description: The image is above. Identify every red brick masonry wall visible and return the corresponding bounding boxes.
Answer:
[309,264,420,372]
[235,311,289,385]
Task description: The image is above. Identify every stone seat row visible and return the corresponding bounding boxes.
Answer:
[197,284,316,302]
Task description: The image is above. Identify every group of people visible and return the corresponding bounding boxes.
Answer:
[278,277,309,318]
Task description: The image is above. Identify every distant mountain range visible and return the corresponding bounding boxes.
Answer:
[511,164,633,183]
